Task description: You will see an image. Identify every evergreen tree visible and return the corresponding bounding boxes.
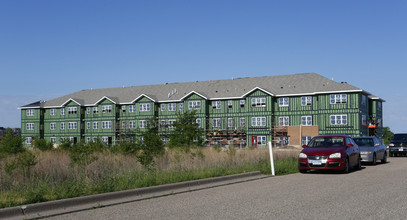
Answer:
[168,110,204,149]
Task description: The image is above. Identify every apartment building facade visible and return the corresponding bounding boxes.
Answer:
[20,73,384,148]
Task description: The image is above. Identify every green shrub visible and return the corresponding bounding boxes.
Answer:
[33,139,53,151]
[0,129,24,155]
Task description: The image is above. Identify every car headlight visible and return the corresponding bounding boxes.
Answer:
[329,152,341,158]
[389,143,394,147]
[361,151,372,155]
[299,153,307,158]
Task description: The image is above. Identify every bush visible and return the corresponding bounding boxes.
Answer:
[33,139,53,151]
[0,129,24,155]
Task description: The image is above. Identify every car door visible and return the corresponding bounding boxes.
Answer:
[347,137,358,166]
[375,137,385,159]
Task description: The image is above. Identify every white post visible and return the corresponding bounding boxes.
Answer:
[268,141,275,176]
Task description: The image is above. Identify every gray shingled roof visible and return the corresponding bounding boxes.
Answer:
[27,73,375,108]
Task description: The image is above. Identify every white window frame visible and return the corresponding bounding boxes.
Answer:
[330,94,347,104]
[26,109,35,116]
[139,120,147,128]
[278,116,289,126]
[121,121,126,129]
[168,103,176,111]
[240,100,245,108]
[188,101,201,110]
[251,117,266,127]
[129,120,136,129]
[129,105,135,113]
[68,122,77,130]
[93,107,99,114]
[61,108,65,115]
[161,104,166,112]
[196,118,202,128]
[50,122,56,130]
[139,103,151,112]
[251,97,266,107]
[26,123,34,130]
[102,136,109,143]
[102,105,112,113]
[121,105,126,113]
[168,120,176,128]
[68,107,77,115]
[228,100,233,109]
[50,109,56,116]
[212,101,221,109]
[301,116,312,126]
[102,121,112,129]
[302,136,312,145]
[212,118,221,128]
[301,96,312,106]
[93,122,98,129]
[279,97,289,107]
[26,137,32,144]
[161,120,166,128]
[330,114,348,125]
[179,103,184,111]
[87,107,91,114]
[87,122,91,129]
[228,118,234,128]
[257,136,267,146]
[240,118,245,127]
[60,122,65,130]
[50,137,56,144]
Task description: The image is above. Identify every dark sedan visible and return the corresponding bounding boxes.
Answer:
[298,135,361,173]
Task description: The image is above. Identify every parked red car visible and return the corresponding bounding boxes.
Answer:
[298,135,361,173]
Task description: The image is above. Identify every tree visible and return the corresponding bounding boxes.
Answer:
[0,128,24,155]
[382,126,394,145]
[168,110,204,150]
[137,117,165,167]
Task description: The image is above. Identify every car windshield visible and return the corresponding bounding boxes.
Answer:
[353,138,374,147]
[307,137,345,148]
[393,134,407,141]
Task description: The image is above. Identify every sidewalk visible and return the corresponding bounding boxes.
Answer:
[0,171,269,220]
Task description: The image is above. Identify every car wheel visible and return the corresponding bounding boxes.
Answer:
[299,169,307,174]
[372,154,377,165]
[390,153,394,157]
[356,156,362,170]
[343,158,350,173]
[381,152,387,163]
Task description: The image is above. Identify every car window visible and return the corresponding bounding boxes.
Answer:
[393,134,407,141]
[308,137,345,148]
[353,138,374,147]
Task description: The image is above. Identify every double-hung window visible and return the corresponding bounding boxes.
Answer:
[61,108,65,115]
[60,122,65,130]
[68,122,77,130]
[212,118,221,128]
[240,100,245,108]
[129,120,136,129]
[139,120,147,128]
[161,104,166,112]
[139,103,150,112]
[279,97,289,107]
[68,107,77,115]
[240,118,245,127]
[26,123,34,130]
[168,120,176,128]
[26,109,35,116]
[302,136,312,145]
[301,96,312,106]
[330,94,347,104]
[129,105,135,113]
[251,98,266,107]
[50,122,56,130]
[196,118,202,128]
[228,118,234,128]
[168,103,176,111]
[301,116,312,126]
[251,117,266,126]
[330,114,347,125]
[102,105,112,113]
[93,122,98,129]
[228,100,233,109]
[257,136,267,146]
[93,107,99,114]
[102,121,112,129]
[188,101,201,110]
[278,116,289,126]
[179,103,184,111]
[212,101,221,109]
[50,109,56,116]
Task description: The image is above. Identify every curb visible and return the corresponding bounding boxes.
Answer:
[0,171,266,219]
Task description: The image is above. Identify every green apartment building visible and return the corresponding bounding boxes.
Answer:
[20,73,384,148]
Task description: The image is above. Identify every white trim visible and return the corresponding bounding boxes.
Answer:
[242,87,274,97]
[93,96,117,105]
[274,89,363,97]
[61,98,82,107]
[179,91,208,101]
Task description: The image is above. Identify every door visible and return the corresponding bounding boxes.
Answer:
[252,136,257,148]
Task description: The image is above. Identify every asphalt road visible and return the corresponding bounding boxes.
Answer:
[49,157,407,220]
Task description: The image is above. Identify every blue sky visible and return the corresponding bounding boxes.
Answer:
[1,0,406,133]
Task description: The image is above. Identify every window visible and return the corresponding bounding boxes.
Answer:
[50,137,56,144]
[278,97,289,107]
[87,107,91,114]
[102,105,112,113]
[301,116,312,126]
[50,109,56,116]
[257,136,267,146]
[93,107,99,114]
[121,106,126,113]
[129,105,135,113]
[26,109,34,116]
[87,122,91,129]
[86,137,91,143]
[212,101,221,109]
[188,101,201,110]
[26,137,32,144]
[161,104,166,112]
[251,117,266,126]
[139,120,147,128]
[139,103,150,112]
[179,103,184,111]
[68,122,77,130]
[280,136,289,145]
[196,118,202,128]
[362,115,367,126]
[60,122,65,130]
[92,137,97,142]
[330,114,348,125]
[212,118,221,127]
[61,108,65,115]
[278,116,289,126]
[139,136,144,141]
[302,136,312,145]
[228,100,233,109]
[240,100,245,108]
[251,97,266,107]
[168,120,176,128]
[93,122,98,129]
[161,120,166,128]
[240,118,245,127]
[301,96,312,106]
[68,107,77,115]
[129,120,136,129]
[50,122,56,130]
[228,118,234,128]
[102,121,112,129]
[362,95,367,105]
[378,102,382,109]
[26,123,34,130]
[121,121,126,129]
[168,103,176,111]
[330,94,347,104]
[102,136,109,143]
